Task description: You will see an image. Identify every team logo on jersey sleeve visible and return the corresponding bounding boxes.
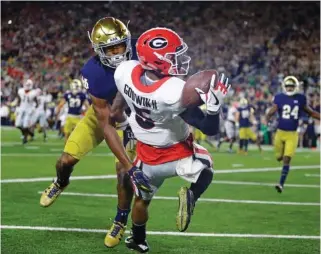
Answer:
[149,38,168,49]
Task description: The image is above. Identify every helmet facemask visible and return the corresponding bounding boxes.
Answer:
[91,35,132,68]
[282,76,299,96]
[154,42,191,76]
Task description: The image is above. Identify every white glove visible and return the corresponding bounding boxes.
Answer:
[195,73,230,115]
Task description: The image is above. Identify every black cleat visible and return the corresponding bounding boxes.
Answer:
[125,236,149,253]
[275,184,283,193]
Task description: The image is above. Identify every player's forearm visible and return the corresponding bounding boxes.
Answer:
[101,122,132,170]
[180,107,220,135]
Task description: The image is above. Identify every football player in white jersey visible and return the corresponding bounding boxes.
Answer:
[112,27,230,253]
[31,89,52,141]
[15,79,39,144]
[217,101,238,152]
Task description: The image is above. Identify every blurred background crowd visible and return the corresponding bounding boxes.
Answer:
[1,1,320,147]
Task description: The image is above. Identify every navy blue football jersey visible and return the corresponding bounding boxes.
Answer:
[237,105,252,127]
[80,39,138,104]
[274,93,307,131]
[64,92,87,115]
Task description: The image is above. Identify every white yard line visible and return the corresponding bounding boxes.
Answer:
[1,225,319,240]
[305,174,320,178]
[36,191,320,206]
[1,165,319,184]
[214,180,320,188]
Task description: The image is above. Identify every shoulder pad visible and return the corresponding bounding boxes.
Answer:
[162,77,185,105]
[114,60,140,81]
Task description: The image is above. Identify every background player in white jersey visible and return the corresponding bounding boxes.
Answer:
[112,27,230,253]
[217,101,238,152]
[15,79,39,144]
[31,89,52,141]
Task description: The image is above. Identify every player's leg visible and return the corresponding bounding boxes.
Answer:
[177,144,214,232]
[63,116,76,143]
[40,107,104,207]
[275,131,299,193]
[15,111,26,143]
[224,121,235,152]
[125,196,151,253]
[24,112,35,141]
[23,112,35,143]
[125,161,168,252]
[238,128,246,153]
[39,112,48,141]
[104,129,135,248]
[249,128,262,153]
[241,128,249,154]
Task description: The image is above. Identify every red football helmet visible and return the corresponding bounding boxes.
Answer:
[136,27,191,76]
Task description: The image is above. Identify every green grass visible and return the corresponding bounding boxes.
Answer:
[1,128,320,253]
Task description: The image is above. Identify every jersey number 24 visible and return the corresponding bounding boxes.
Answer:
[282,105,299,119]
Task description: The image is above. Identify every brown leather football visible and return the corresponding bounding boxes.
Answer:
[181,69,219,108]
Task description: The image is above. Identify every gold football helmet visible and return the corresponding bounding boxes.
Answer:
[282,76,300,96]
[70,79,82,94]
[239,98,248,107]
[88,17,132,68]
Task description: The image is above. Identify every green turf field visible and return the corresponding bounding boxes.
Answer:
[1,128,320,253]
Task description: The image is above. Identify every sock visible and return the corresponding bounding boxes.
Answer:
[217,140,223,149]
[229,141,234,150]
[190,168,214,202]
[56,164,73,187]
[244,139,248,152]
[27,128,34,137]
[239,139,244,150]
[279,165,290,186]
[114,207,130,225]
[132,223,146,244]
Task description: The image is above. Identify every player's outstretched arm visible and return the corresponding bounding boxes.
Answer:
[91,94,133,170]
[91,94,152,195]
[266,104,278,122]
[180,107,220,135]
[304,105,320,120]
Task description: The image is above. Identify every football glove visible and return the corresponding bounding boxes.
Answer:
[128,166,152,197]
[195,73,230,115]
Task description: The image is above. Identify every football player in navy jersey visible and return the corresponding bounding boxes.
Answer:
[55,79,89,142]
[235,98,262,154]
[266,76,320,193]
[40,17,151,248]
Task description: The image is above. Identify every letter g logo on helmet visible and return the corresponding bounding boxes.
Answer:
[149,37,168,49]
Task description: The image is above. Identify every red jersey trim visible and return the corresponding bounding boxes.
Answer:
[136,135,194,165]
[131,65,170,93]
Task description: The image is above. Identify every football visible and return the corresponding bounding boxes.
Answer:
[181,69,219,108]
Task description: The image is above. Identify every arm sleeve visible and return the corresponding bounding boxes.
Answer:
[180,107,220,135]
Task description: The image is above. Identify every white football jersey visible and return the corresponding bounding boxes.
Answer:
[114,60,190,147]
[37,93,52,112]
[227,106,237,122]
[18,88,38,112]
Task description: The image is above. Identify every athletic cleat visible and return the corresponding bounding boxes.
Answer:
[275,184,283,193]
[125,235,149,253]
[40,181,67,207]
[104,221,126,248]
[176,187,194,232]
